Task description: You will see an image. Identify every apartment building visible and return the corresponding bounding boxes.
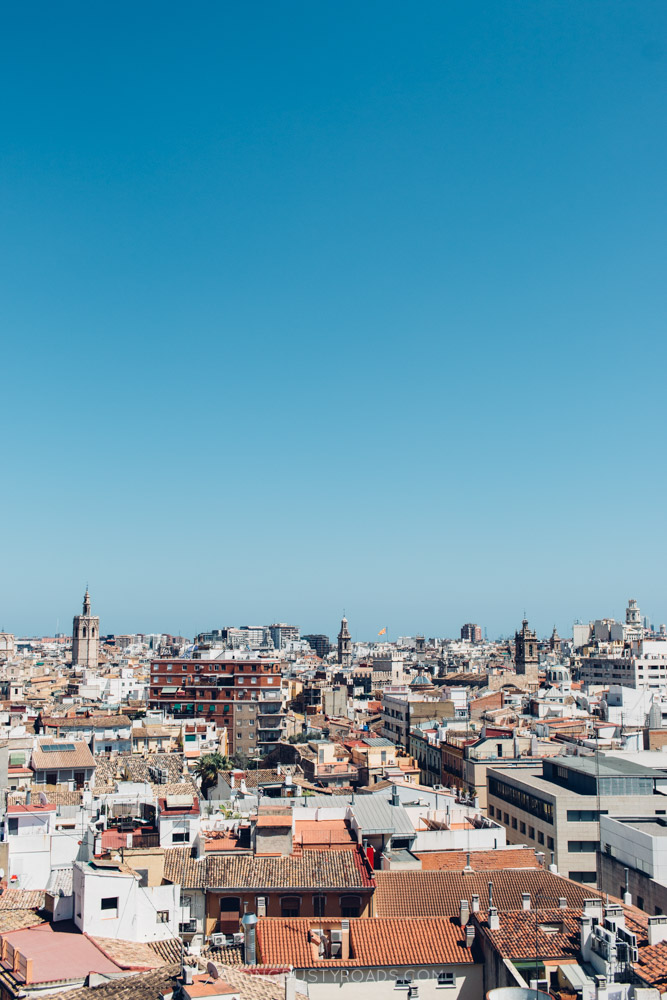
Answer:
[579,638,667,689]
[149,658,284,755]
[487,754,667,885]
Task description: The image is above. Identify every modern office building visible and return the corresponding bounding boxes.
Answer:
[460,623,482,642]
[487,753,667,885]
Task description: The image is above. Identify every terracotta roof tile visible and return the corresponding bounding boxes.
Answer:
[373,870,607,918]
[634,939,667,991]
[163,846,375,891]
[416,847,540,872]
[32,739,96,770]
[0,889,45,910]
[257,916,476,968]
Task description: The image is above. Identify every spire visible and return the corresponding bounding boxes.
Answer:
[83,588,91,615]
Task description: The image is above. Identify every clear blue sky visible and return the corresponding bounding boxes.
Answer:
[2,2,666,640]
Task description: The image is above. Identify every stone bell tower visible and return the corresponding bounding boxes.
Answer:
[72,589,100,668]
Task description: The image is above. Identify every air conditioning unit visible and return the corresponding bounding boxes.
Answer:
[210,933,226,947]
[233,932,244,945]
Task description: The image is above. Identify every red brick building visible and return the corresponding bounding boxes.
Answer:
[149,659,283,756]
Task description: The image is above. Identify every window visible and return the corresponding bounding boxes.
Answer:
[538,832,544,845]
[8,818,18,835]
[512,817,517,829]
[437,972,455,988]
[101,897,118,914]
[340,895,361,917]
[313,894,326,917]
[568,841,597,853]
[567,809,606,822]
[568,871,597,884]
[547,837,554,850]
[395,975,413,990]
[281,896,301,917]
[504,812,509,824]
[256,896,267,917]
[529,827,535,839]
[638,896,645,910]
[520,822,526,834]
[156,910,170,923]
[173,827,189,843]
[488,805,494,817]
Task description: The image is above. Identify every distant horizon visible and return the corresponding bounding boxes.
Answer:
[8,590,666,646]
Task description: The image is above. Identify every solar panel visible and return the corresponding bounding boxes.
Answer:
[41,743,76,753]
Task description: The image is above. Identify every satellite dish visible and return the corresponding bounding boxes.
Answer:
[206,961,219,980]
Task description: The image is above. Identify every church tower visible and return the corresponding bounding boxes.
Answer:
[72,589,100,668]
[337,616,352,668]
[515,617,538,679]
[549,626,562,655]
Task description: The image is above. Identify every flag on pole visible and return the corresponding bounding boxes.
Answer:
[378,627,387,636]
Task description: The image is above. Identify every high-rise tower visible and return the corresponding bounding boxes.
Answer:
[337,616,352,668]
[72,589,100,668]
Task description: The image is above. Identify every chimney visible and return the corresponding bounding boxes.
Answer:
[488,906,500,931]
[182,966,194,985]
[522,893,531,911]
[583,898,603,922]
[465,925,475,949]
[623,867,632,906]
[471,893,480,913]
[242,905,258,965]
[605,903,624,930]
[488,881,493,910]
[549,851,557,874]
[391,785,399,807]
[558,897,567,909]
[285,970,297,1000]
[579,909,593,962]
[648,915,667,946]
[459,900,470,927]
[25,790,31,806]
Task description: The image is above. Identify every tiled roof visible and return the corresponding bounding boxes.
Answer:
[416,847,541,872]
[0,888,46,910]
[36,965,183,1000]
[257,916,476,968]
[8,785,84,807]
[46,868,73,896]
[163,846,374,890]
[633,939,667,991]
[475,906,648,962]
[90,937,166,970]
[32,739,96,770]
[373,870,608,918]
[43,715,131,729]
[0,910,46,933]
[93,753,197,795]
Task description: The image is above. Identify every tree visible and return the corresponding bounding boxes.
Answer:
[193,752,233,799]
[230,750,250,769]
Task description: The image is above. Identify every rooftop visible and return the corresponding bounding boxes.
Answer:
[257,916,476,969]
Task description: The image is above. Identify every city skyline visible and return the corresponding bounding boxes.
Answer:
[5,584,665,645]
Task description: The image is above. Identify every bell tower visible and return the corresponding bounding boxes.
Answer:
[515,617,538,680]
[72,589,100,668]
[337,616,352,668]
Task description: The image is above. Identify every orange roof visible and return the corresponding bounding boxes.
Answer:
[416,847,540,872]
[255,816,292,828]
[294,820,355,850]
[257,916,475,968]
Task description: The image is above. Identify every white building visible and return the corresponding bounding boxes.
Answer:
[73,857,180,942]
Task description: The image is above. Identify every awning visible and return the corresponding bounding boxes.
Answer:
[162,687,178,694]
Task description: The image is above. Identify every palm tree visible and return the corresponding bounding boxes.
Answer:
[194,752,233,799]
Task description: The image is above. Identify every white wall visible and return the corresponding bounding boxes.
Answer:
[295,963,482,1000]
